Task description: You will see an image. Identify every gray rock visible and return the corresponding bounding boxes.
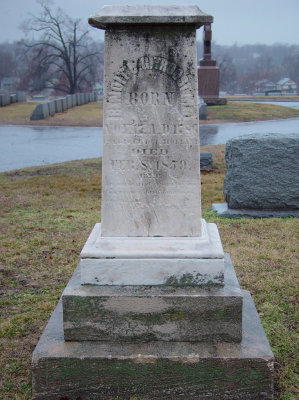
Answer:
[224,133,299,210]
[30,103,50,120]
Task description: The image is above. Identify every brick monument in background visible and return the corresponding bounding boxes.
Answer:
[198,23,227,105]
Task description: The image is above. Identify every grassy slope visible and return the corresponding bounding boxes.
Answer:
[207,101,299,122]
[0,100,299,126]
[0,101,103,127]
[0,148,298,399]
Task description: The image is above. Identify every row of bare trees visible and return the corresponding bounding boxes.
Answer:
[0,1,103,95]
[1,0,298,96]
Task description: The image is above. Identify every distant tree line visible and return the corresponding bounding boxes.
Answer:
[197,42,299,94]
[0,0,298,98]
[0,1,103,95]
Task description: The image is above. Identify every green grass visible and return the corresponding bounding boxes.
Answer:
[0,149,298,399]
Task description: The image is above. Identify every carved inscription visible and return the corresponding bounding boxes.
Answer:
[102,39,201,236]
[107,56,195,120]
[104,55,198,182]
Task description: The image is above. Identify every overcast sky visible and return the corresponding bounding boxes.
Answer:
[1,0,299,46]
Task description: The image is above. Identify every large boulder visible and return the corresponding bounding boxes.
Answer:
[224,133,299,210]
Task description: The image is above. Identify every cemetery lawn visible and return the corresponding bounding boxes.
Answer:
[0,100,299,126]
[205,101,299,122]
[0,148,298,400]
[0,101,103,127]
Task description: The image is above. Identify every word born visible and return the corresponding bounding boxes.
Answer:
[125,91,176,106]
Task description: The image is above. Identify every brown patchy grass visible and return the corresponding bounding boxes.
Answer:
[1,100,299,127]
[0,101,103,127]
[0,150,298,399]
[206,101,299,122]
[227,95,299,101]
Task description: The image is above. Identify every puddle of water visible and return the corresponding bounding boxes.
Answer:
[200,118,299,146]
[0,125,102,172]
[0,119,298,171]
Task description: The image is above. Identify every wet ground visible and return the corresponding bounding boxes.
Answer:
[1,117,299,172]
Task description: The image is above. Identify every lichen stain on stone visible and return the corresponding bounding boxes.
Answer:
[164,272,209,287]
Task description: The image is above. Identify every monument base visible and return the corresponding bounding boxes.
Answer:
[212,203,299,218]
[63,254,242,342]
[80,220,225,286]
[32,289,274,400]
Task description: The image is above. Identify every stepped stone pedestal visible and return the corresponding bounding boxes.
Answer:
[32,5,274,399]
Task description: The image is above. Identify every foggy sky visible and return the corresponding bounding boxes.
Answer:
[1,0,299,46]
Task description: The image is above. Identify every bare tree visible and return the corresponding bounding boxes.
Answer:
[22,0,102,94]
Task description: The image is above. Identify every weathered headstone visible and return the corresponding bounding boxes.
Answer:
[30,102,49,120]
[61,97,67,111]
[16,91,26,103]
[54,98,63,113]
[0,93,10,106]
[198,95,207,120]
[212,133,299,217]
[48,100,55,116]
[66,94,73,108]
[200,151,213,171]
[72,93,77,106]
[76,93,81,105]
[10,94,16,103]
[32,6,274,400]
